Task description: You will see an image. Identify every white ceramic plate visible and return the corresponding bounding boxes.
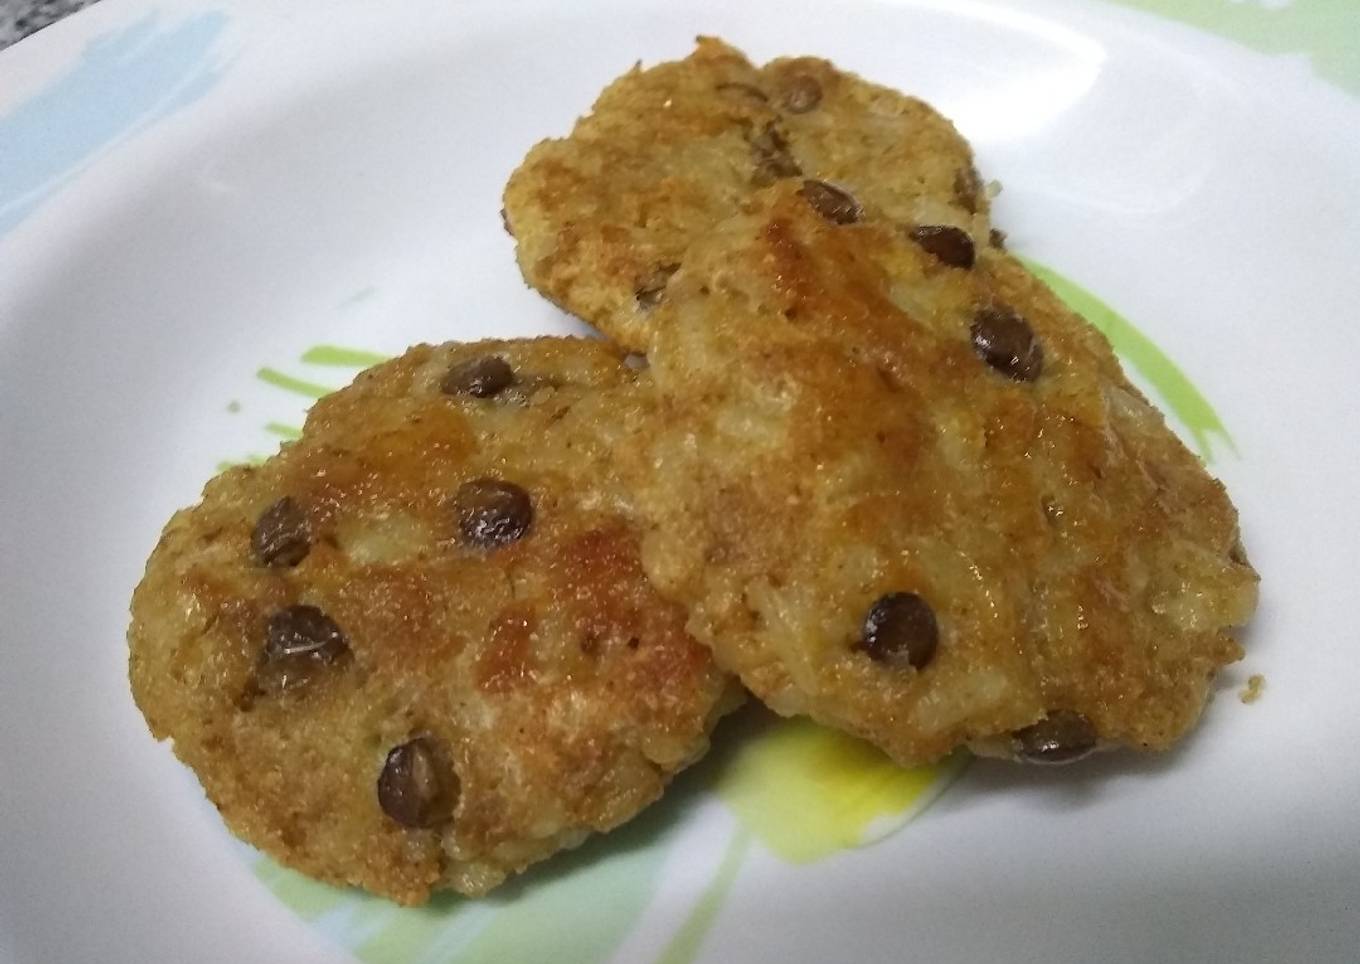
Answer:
[3,1,1358,961]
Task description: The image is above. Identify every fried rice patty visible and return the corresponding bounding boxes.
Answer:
[626,181,1258,766]
[503,36,989,350]
[129,337,738,904]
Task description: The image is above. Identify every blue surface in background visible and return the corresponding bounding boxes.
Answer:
[0,11,229,237]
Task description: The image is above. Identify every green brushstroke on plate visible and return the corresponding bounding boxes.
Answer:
[334,899,406,952]
[430,816,671,964]
[1104,0,1359,96]
[252,859,460,954]
[351,896,482,964]
[256,367,332,400]
[253,859,351,922]
[656,829,753,964]
[1024,258,1232,461]
[301,345,390,367]
[264,421,302,439]
[216,454,268,471]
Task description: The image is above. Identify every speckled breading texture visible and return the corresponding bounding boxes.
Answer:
[626,182,1258,766]
[128,338,739,905]
[503,37,989,350]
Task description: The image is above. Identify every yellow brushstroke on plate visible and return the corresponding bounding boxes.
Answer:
[716,717,967,863]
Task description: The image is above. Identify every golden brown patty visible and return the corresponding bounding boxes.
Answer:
[626,181,1258,766]
[503,36,989,350]
[128,337,739,904]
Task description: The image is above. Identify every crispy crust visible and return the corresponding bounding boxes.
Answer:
[128,338,738,904]
[626,182,1258,765]
[503,37,988,350]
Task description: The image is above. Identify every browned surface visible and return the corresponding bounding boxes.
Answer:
[626,182,1258,765]
[503,37,988,350]
[128,338,738,904]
